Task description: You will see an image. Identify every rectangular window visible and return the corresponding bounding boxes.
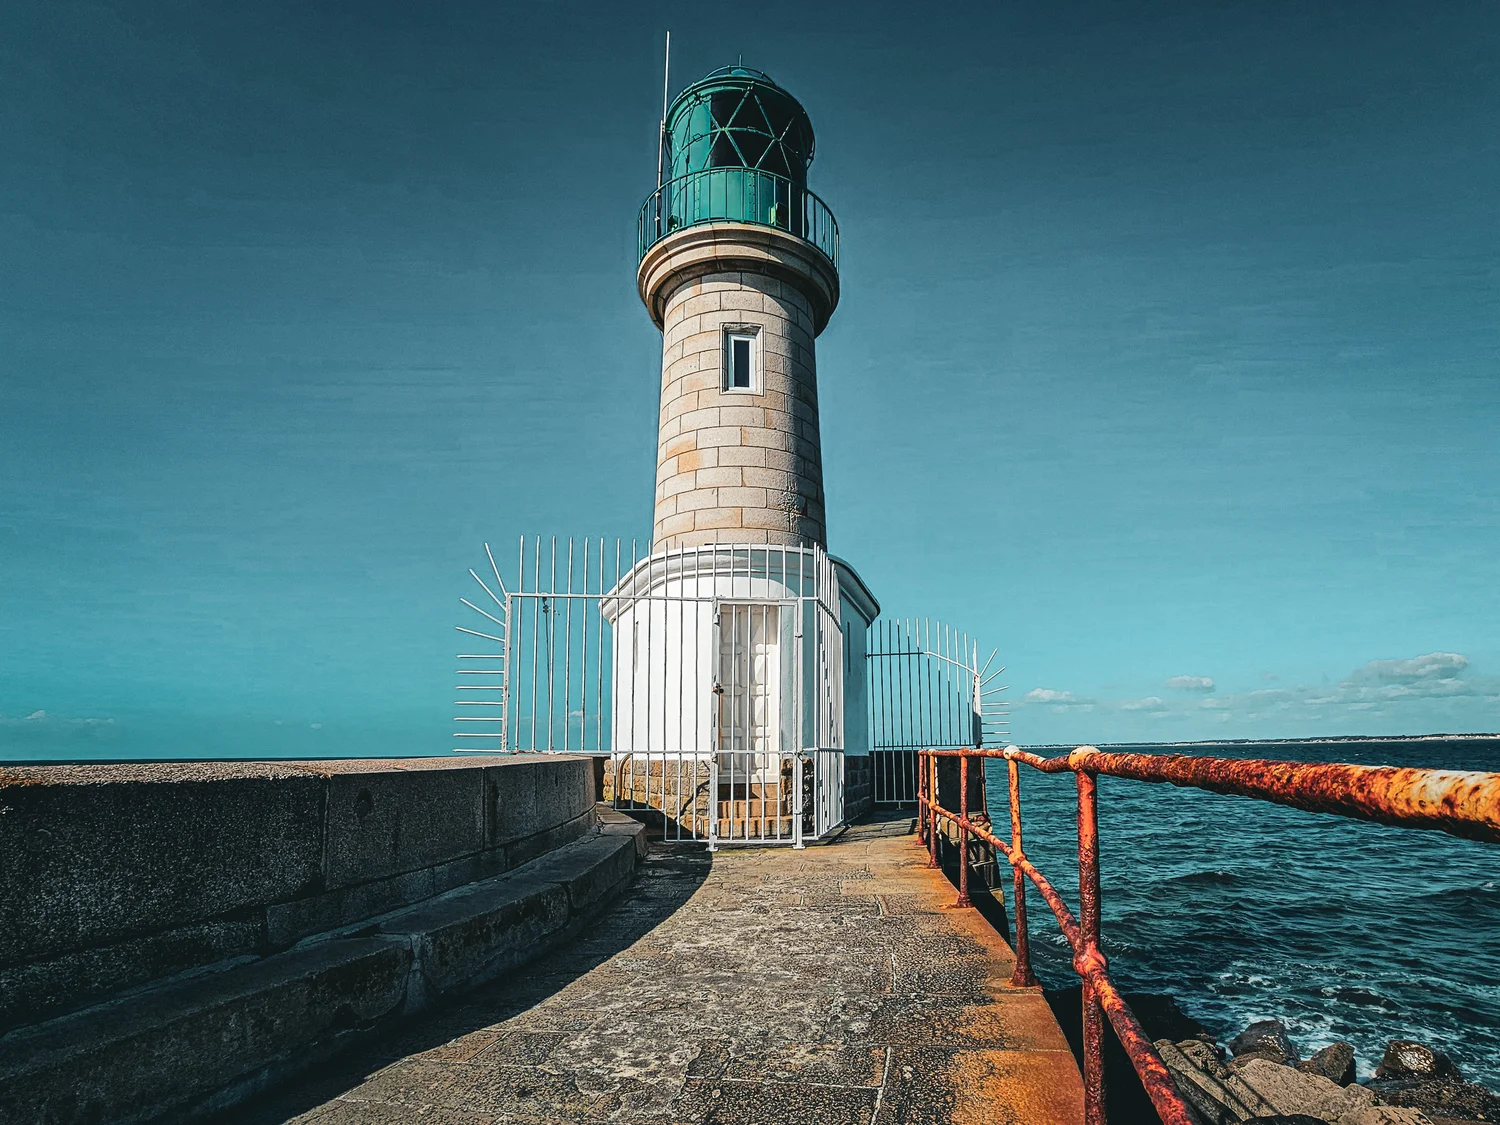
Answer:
[731,337,751,388]
[723,328,760,393]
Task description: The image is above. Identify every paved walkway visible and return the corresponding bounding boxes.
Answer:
[231,815,1083,1125]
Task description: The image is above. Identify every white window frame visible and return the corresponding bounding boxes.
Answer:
[722,325,762,394]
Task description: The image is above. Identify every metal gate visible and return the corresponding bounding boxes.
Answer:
[454,537,848,846]
[866,617,1009,805]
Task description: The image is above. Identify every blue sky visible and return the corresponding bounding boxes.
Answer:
[2,1,1497,757]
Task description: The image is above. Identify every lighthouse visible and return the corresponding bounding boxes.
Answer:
[638,65,839,550]
[455,62,1008,844]
[599,63,876,844]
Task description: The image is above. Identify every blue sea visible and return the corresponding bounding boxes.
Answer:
[983,738,1500,1089]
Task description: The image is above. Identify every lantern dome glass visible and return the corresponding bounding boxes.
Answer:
[639,65,838,269]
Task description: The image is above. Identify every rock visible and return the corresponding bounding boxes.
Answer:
[1376,1041,1460,1082]
[1129,993,1219,1045]
[1155,1038,1276,1124]
[1369,1075,1500,1122]
[1230,1057,1376,1123]
[1242,1117,1331,1124]
[1299,1042,1357,1087]
[1231,1019,1302,1067]
[1340,1109,1436,1125]
[1178,1037,1232,1080]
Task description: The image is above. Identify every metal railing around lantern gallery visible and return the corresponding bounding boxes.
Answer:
[638,167,839,267]
[916,745,1500,1125]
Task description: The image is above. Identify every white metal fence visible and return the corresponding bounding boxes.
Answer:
[455,537,849,846]
[866,617,1009,805]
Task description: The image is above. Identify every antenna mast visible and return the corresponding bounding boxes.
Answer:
[654,31,671,238]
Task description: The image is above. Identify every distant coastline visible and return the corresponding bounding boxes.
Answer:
[1023,733,1500,751]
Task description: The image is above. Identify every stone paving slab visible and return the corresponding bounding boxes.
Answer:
[226,815,1082,1125]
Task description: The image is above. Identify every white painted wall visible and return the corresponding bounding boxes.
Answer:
[604,548,850,757]
[839,593,871,755]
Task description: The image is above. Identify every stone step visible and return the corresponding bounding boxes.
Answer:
[716,781,790,800]
[609,786,709,806]
[608,787,794,809]
[713,815,798,840]
[716,797,793,818]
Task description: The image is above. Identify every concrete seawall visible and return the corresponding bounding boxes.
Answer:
[0,755,644,1123]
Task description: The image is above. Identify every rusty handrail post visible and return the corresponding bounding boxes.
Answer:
[916,749,927,845]
[956,753,972,907]
[927,752,940,869]
[1077,766,1106,1125]
[1007,754,1039,987]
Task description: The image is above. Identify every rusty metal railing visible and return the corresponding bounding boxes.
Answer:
[917,745,1500,1125]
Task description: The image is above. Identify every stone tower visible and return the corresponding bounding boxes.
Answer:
[637,66,840,550]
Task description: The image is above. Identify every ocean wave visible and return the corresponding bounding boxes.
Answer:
[1412,883,1500,912]
[1160,869,1246,887]
[1319,986,1397,1010]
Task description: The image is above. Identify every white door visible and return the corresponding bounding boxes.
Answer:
[716,603,780,782]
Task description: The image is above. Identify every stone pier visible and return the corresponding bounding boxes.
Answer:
[228,813,1083,1125]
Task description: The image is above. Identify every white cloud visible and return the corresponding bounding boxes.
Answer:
[1012,651,1497,742]
[1024,688,1082,705]
[1164,675,1216,693]
[1349,652,1469,684]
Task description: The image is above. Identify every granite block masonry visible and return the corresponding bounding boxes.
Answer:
[640,221,839,550]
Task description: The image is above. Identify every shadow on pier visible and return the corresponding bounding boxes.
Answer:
[218,848,712,1125]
